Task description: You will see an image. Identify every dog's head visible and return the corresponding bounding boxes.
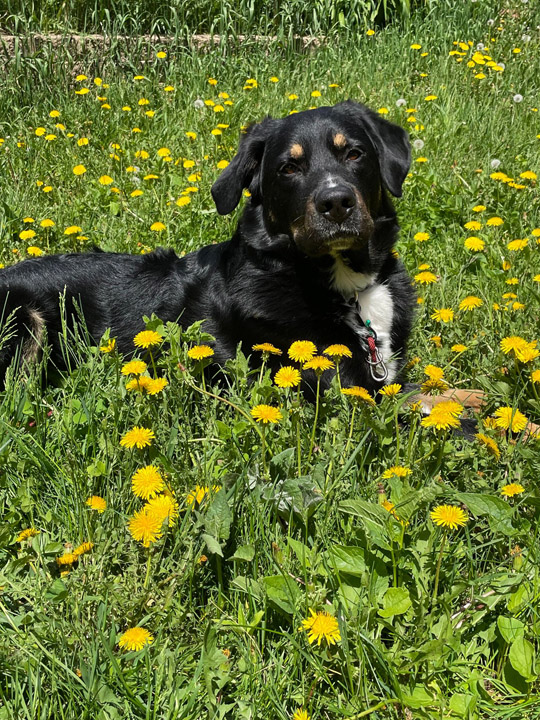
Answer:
[211,101,410,257]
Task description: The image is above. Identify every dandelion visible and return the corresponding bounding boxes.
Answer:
[187,345,214,361]
[323,344,352,359]
[128,508,163,546]
[126,376,152,393]
[57,552,78,566]
[251,405,282,424]
[120,426,155,449]
[486,216,503,226]
[513,94,523,103]
[73,541,94,557]
[302,609,341,646]
[186,485,211,506]
[493,406,528,433]
[288,340,317,363]
[464,220,482,231]
[252,342,282,357]
[303,356,334,373]
[379,383,402,397]
[16,528,39,542]
[274,366,301,388]
[507,239,528,251]
[532,370,540,384]
[19,229,36,240]
[431,505,468,529]
[150,222,166,232]
[27,246,43,257]
[431,308,454,323]
[421,401,463,431]
[132,465,165,500]
[121,359,147,376]
[415,271,437,284]
[459,296,483,311]
[464,236,485,251]
[501,483,524,497]
[475,433,500,459]
[424,364,445,381]
[73,164,86,176]
[472,205,486,212]
[134,330,162,348]
[341,386,375,406]
[500,336,528,355]
[86,495,106,512]
[118,627,154,651]
[145,377,168,394]
[382,466,412,478]
[293,710,310,720]
[99,175,113,185]
[146,493,179,526]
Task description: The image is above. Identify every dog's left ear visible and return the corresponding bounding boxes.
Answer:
[341,101,411,198]
[211,117,275,215]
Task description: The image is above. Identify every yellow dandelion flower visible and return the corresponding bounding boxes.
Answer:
[99,175,113,185]
[132,465,165,500]
[430,504,468,530]
[126,376,152,393]
[475,433,500,459]
[303,355,334,373]
[500,336,528,355]
[459,296,483,311]
[251,404,282,424]
[186,485,210,506]
[472,205,486,212]
[531,369,540,384]
[121,359,147,376]
[301,609,341,646]
[176,196,191,207]
[520,171,537,181]
[431,308,454,323]
[421,400,463,430]
[421,378,449,394]
[274,366,302,388]
[287,341,317,364]
[16,528,39,542]
[252,343,282,355]
[464,236,485,251]
[86,495,106,512]
[150,222,166,231]
[293,710,310,720]
[507,239,528,251]
[73,164,86,176]
[145,377,169,395]
[57,552,78,565]
[323,344,352,359]
[424,364,445,381]
[40,219,55,228]
[19,229,36,240]
[464,220,482,231]
[145,493,179,526]
[64,225,83,235]
[26,246,43,257]
[415,271,437,284]
[379,383,402,397]
[493,406,528,433]
[341,386,376,405]
[128,508,163,546]
[73,541,94,557]
[187,345,214,360]
[120,426,155,449]
[118,627,154,651]
[382,466,412,479]
[133,330,162,348]
[486,216,503,226]
[501,483,524,497]
[414,232,430,242]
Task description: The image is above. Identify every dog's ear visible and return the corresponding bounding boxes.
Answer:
[211,117,275,215]
[341,101,411,198]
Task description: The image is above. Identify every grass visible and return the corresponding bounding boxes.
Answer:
[1,1,540,718]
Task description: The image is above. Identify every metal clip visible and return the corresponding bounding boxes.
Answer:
[366,346,389,382]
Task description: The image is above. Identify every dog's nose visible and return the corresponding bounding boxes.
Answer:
[315,187,357,224]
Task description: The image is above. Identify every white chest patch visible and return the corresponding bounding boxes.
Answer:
[330,256,397,382]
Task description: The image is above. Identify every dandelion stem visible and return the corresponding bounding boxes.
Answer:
[344,404,357,457]
[144,548,152,590]
[148,348,157,378]
[261,425,267,478]
[307,375,321,465]
[432,530,447,604]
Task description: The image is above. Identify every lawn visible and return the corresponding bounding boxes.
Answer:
[0,1,539,718]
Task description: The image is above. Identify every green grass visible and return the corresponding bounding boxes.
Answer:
[1,1,540,718]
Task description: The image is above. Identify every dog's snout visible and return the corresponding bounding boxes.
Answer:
[315,186,357,224]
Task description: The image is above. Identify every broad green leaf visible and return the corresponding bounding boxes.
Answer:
[231,576,262,599]
[497,616,525,644]
[338,499,391,550]
[204,490,231,542]
[262,575,300,615]
[456,492,515,535]
[202,533,223,557]
[327,545,367,576]
[287,537,312,568]
[228,545,255,562]
[402,685,436,709]
[509,637,535,680]
[378,586,411,618]
[449,693,476,717]
[44,578,68,603]
[507,583,531,612]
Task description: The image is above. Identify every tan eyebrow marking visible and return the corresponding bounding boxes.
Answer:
[290,143,304,158]
[333,133,347,148]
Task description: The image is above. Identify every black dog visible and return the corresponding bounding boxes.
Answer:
[0,101,415,392]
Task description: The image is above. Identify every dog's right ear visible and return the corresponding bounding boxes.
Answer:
[211,117,274,215]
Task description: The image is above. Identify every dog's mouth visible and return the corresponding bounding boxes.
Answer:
[291,216,374,257]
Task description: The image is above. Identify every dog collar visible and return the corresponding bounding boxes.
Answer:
[349,292,389,383]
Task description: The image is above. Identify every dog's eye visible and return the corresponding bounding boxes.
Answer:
[346,148,364,162]
[279,163,300,175]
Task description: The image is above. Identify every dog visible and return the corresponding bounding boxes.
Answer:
[0,101,416,394]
